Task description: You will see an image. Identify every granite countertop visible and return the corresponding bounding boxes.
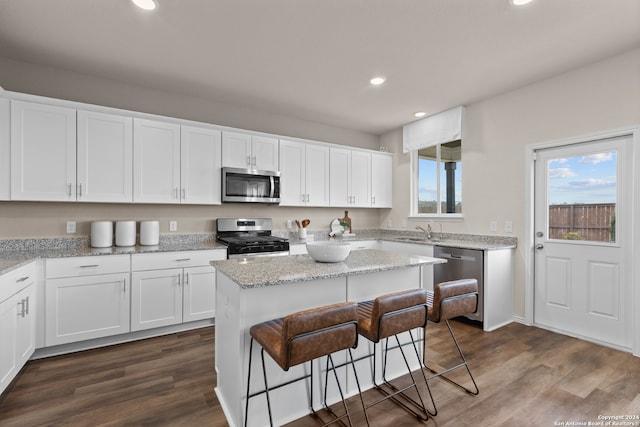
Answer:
[212,249,446,289]
[283,229,517,251]
[0,235,227,275]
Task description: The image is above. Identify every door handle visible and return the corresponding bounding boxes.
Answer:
[536,244,544,250]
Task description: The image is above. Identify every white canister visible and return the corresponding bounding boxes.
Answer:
[90,221,113,248]
[115,221,136,247]
[140,221,160,246]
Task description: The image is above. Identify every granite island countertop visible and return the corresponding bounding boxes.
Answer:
[211,248,446,289]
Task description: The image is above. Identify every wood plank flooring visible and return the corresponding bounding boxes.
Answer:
[1,321,638,426]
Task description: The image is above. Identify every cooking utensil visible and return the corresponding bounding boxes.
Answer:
[301,219,310,228]
[295,220,302,228]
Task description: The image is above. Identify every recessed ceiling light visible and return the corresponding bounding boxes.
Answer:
[132,0,157,11]
[511,0,533,5]
[414,112,427,118]
[370,77,386,86]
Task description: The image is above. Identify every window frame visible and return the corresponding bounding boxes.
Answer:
[409,144,464,221]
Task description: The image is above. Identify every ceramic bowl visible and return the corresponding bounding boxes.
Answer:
[306,241,351,263]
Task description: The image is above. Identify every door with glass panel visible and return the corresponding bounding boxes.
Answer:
[534,135,632,349]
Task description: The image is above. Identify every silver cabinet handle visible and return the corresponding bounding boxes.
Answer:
[17,299,25,317]
[306,194,310,203]
[252,156,257,166]
[25,296,29,315]
[301,194,306,203]
[80,264,100,268]
[372,195,376,205]
[247,155,252,167]
[16,276,29,283]
[184,272,189,286]
[182,188,186,200]
[175,258,191,262]
[68,183,73,197]
[78,183,82,198]
[123,278,127,293]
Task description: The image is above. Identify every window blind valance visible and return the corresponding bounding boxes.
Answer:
[402,106,465,153]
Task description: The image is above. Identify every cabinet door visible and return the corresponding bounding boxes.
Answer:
[222,131,251,168]
[11,100,76,201]
[183,266,216,322]
[77,110,133,202]
[0,98,9,200]
[15,284,36,367]
[181,126,222,204]
[305,143,330,206]
[371,153,393,208]
[45,273,130,346]
[131,269,183,331]
[350,150,371,207]
[252,136,279,171]
[0,293,18,395]
[279,139,306,206]
[329,147,351,207]
[133,118,181,203]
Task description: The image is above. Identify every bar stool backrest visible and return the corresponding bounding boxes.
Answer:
[429,279,478,322]
[370,289,428,341]
[283,302,358,368]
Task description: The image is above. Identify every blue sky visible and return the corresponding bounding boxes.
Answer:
[418,160,462,203]
[548,151,617,204]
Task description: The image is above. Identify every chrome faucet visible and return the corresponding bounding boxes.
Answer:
[416,225,432,240]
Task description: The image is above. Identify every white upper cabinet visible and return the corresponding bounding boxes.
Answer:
[279,139,329,206]
[133,118,181,203]
[0,98,9,200]
[77,111,133,202]
[222,131,278,171]
[180,126,222,204]
[10,100,76,201]
[371,152,393,208]
[329,147,371,208]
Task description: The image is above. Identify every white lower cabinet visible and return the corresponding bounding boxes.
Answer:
[45,255,131,346]
[1,262,37,395]
[131,250,226,332]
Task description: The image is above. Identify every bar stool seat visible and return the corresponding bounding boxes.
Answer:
[425,278,480,404]
[245,301,366,427]
[356,288,435,423]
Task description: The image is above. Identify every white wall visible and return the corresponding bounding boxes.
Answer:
[382,48,640,317]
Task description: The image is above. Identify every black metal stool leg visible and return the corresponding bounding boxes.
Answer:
[244,338,254,427]
[260,348,274,427]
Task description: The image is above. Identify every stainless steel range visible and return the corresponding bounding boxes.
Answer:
[216,218,289,259]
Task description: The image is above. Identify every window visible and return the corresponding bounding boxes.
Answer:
[413,140,462,216]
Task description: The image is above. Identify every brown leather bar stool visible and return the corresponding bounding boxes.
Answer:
[244,301,366,427]
[425,278,480,405]
[356,288,435,422]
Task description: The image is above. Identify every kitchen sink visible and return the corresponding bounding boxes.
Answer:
[394,236,441,243]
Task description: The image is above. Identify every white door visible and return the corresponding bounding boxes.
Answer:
[534,135,632,349]
[181,125,221,204]
[11,100,77,201]
[183,266,216,322]
[350,150,371,207]
[77,110,133,202]
[252,136,278,171]
[304,143,330,206]
[131,269,183,331]
[279,139,306,206]
[329,147,351,206]
[371,153,393,208]
[221,131,252,168]
[133,118,181,203]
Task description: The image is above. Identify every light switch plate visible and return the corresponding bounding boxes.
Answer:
[169,220,177,232]
[490,221,497,232]
[66,221,76,234]
[505,221,513,233]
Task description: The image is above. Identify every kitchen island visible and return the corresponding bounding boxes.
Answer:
[212,249,445,427]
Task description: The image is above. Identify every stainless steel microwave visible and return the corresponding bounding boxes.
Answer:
[222,167,281,204]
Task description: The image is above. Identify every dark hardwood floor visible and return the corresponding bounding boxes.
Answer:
[1,321,638,426]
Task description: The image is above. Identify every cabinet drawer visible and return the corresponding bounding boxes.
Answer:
[131,250,226,271]
[0,262,36,303]
[46,255,130,278]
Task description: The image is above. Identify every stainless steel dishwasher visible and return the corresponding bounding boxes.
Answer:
[433,246,483,323]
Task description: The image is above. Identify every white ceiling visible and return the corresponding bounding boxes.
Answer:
[0,0,638,135]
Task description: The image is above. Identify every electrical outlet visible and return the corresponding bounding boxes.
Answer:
[505,221,513,233]
[66,221,76,234]
[489,221,497,232]
[169,220,177,232]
